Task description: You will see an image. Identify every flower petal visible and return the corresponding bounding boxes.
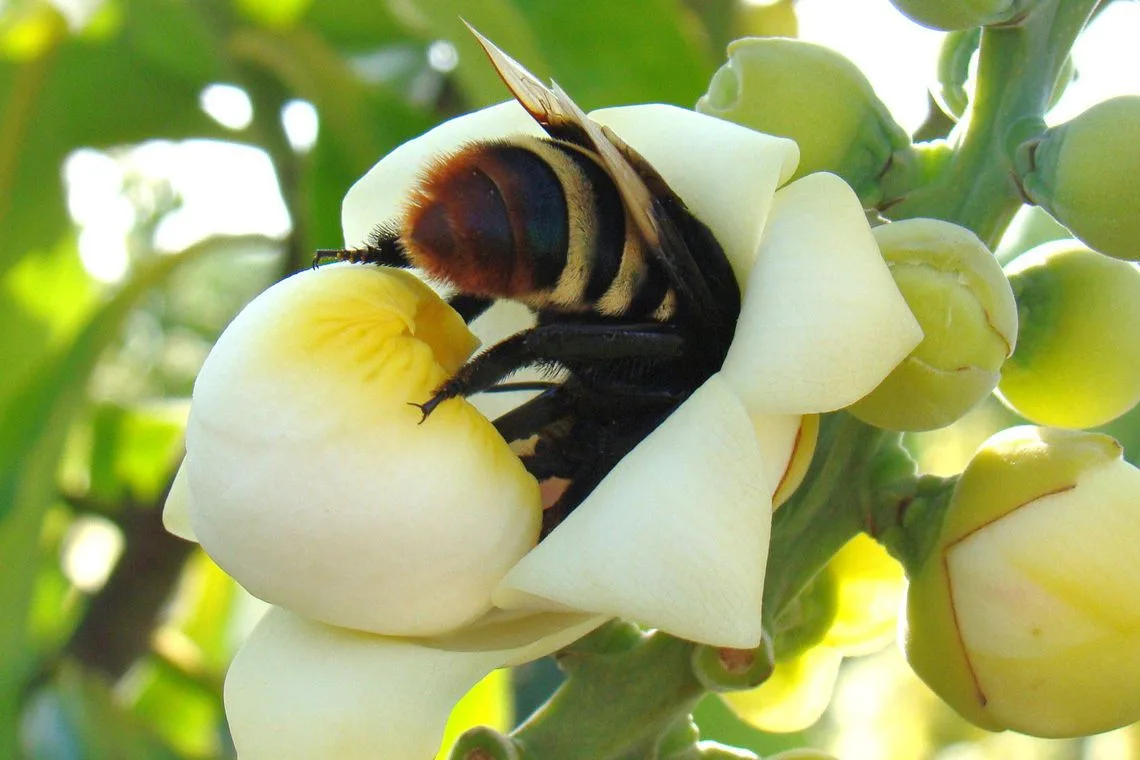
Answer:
[341,101,543,247]
[186,266,541,636]
[225,607,603,760]
[494,373,772,648]
[591,104,799,281]
[161,459,197,542]
[720,172,923,415]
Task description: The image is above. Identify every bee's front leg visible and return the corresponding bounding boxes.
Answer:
[411,323,684,422]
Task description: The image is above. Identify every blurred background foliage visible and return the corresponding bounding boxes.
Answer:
[1,0,1138,758]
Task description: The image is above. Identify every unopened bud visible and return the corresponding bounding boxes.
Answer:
[904,426,1140,737]
[849,219,1017,431]
[692,634,775,693]
[1016,96,1140,262]
[697,38,909,201]
[998,241,1140,428]
[889,0,1027,30]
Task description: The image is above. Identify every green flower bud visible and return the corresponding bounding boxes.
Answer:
[888,0,1027,31]
[692,635,775,693]
[998,241,1140,428]
[849,219,1017,431]
[904,426,1140,737]
[450,727,520,760]
[1016,96,1140,262]
[696,38,909,201]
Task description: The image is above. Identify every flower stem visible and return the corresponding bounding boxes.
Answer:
[882,0,1098,245]
[762,414,892,622]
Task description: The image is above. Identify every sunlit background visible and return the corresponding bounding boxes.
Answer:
[4,0,1140,757]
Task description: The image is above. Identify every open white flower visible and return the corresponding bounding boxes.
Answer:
[165,100,921,759]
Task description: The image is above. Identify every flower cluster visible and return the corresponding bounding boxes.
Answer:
[164,101,922,759]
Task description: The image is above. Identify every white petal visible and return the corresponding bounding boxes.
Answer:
[720,173,923,415]
[591,105,799,282]
[341,101,543,247]
[161,460,197,542]
[186,266,540,637]
[749,413,805,500]
[225,607,604,760]
[494,373,772,648]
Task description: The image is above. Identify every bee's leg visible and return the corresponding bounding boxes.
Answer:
[311,225,410,269]
[412,323,684,421]
[491,385,572,444]
[447,294,494,323]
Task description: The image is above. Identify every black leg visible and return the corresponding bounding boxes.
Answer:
[311,226,411,269]
[448,294,495,323]
[413,323,684,420]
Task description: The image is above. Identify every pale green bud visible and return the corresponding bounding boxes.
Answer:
[904,426,1140,737]
[849,219,1017,431]
[696,38,909,201]
[889,0,1027,31]
[1016,96,1140,262]
[998,241,1140,428]
[692,635,775,693]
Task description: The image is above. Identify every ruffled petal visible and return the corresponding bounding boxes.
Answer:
[494,373,772,648]
[341,101,543,247]
[225,607,604,760]
[720,173,922,415]
[591,105,799,281]
[186,266,541,636]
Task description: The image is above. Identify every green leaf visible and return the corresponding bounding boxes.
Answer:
[0,235,98,404]
[0,1,231,274]
[22,664,186,760]
[384,0,550,107]
[87,402,187,505]
[0,241,211,757]
[513,0,716,109]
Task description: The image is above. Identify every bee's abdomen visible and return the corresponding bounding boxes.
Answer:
[405,139,569,297]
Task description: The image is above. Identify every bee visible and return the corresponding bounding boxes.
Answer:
[316,25,742,533]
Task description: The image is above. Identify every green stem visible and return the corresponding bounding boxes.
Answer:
[762,414,891,621]
[512,632,704,760]
[883,0,1098,246]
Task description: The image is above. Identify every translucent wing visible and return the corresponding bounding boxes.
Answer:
[464,21,724,331]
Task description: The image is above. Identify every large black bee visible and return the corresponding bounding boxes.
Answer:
[316,25,742,533]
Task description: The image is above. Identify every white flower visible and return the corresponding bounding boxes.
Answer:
[165,100,921,759]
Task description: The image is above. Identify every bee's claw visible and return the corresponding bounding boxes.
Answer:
[408,397,443,425]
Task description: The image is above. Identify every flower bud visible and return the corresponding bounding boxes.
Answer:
[696,38,909,201]
[903,426,1140,737]
[1016,96,1140,262]
[692,636,775,693]
[998,241,1140,428]
[888,0,1024,30]
[849,219,1017,431]
[180,265,541,636]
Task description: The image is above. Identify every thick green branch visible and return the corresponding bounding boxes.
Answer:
[883,0,1099,245]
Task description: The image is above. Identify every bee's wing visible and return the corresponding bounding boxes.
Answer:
[466,22,723,328]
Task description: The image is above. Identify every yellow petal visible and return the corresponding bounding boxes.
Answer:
[186,266,540,636]
[225,607,603,760]
[591,105,799,281]
[723,645,843,732]
[494,373,772,648]
[823,534,905,655]
[341,101,542,247]
[748,413,819,508]
[161,459,197,543]
[720,173,922,415]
